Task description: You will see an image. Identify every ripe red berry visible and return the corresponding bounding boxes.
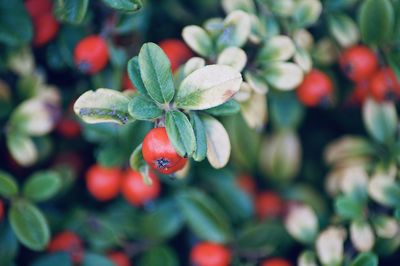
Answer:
[297,69,333,107]
[236,175,256,197]
[339,45,378,82]
[86,165,121,201]
[25,0,52,18]
[190,242,232,266]
[369,68,400,102]
[74,35,109,74]
[121,170,160,206]
[47,231,84,264]
[0,200,4,221]
[348,79,370,105]
[107,251,131,266]
[56,117,81,139]
[33,14,59,47]
[255,191,285,220]
[142,127,187,175]
[261,258,292,266]
[159,39,192,72]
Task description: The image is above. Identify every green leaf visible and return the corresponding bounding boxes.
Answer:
[264,62,303,91]
[270,92,304,129]
[204,99,240,116]
[101,0,142,12]
[0,1,33,46]
[350,252,378,266]
[54,0,89,25]
[23,171,62,202]
[31,252,73,266]
[258,35,295,62]
[328,13,359,48]
[189,112,207,161]
[358,0,394,45]
[0,171,18,198]
[182,26,213,57]
[165,110,196,157]
[0,222,19,266]
[6,132,38,167]
[81,253,114,266]
[292,0,322,28]
[363,99,397,143]
[128,94,163,120]
[335,195,364,220]
[9,200,50,251]
[129,143,146,171]
[217,10,251,50]
[127,56,148,96]
[175,65,242,110]
[74,88,134,125]
[138,43,175,104]
[138,246,178,266]
[175,189,232,243]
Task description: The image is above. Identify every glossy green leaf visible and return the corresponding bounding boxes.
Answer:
[129,143,145,171]
[175,189,232,243]
[335,195,364,220]
[23,171,62,202]
[204,99,240,116]
[270,92,304,129]
[101,0,142,12]
[138,246,178,266]
[189,112,207,161]
[128,94,163,120]
[81,253,114,266]
[350,252,378,266]
[138,43,175,104]
[0,171,18,198]
[165,110,196,157]
[6,132,37,167]
[55,0,89,24]
[9,200,50,251]
[0,1,32,46]
[359,0,394,45]
[127,56,148,96]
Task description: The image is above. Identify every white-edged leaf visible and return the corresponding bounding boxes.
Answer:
[221,0,255,13]
[264,62,304,90]
[201,114,231,168]
[218,10,251,49]
[293,29,314,51]
[7,133,37,167]
[245,71,269,94]
[183,57,206,77]
[175,65,242,110]
[217,47,247,72]
[74,88,133,125]
[241,92,267,129]
[234,82,252,102]
[293,0,322,27]
[182,26,213,57]
[294,47,312,73]
[267,0,295,17]
[258,35,295,62]
[328,13,359,48]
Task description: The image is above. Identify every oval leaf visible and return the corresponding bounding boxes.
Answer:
[9,200,50,251]
[54,0,89,25]
[190,112,207,162]
[204,99,241,117]
[264,62,304,91]
[217,47,247,72]
[183,57,206,77]
[7,132,37,167]
[182,26,213,57]
[127,56,148,96]
[0,171,18,199]
[328,13,359,48]
[128,94,163,121]
[138,43,175,104]
[217,10,251,49]
[175,65,242,110]
[350,252,378,266]
[100,0,142,12]
[258,35,295,62]
[74,88,133,125]
[138,246,178,266]
[165,110,196,157]
[23,171,62,202]
[293,0,322,27]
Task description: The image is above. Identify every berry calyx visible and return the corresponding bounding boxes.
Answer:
[142,127,187,175]
[47,231,84,264]
[255,191,285,220]
[86,165,121,201]
[32,14,59,47]
[121,170,160,206]
[369,68,400,102]
[107,251,131,266]
[339,45,378,82]
[190,242,232,266]
[261,258,292,266]
[74,35,109,74]
[297,69,333,107]
[159,39,192,72]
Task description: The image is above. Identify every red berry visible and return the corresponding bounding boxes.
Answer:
[121,170,160,206]
[236,175,256,197]
[255,192,285,220]
[33,14,59,47]
[74,35,109,74]
[56,117,81,139]
[25,0,52,18]
[369,68,400,102]
[347,79,370,105]
[190,242,232,266]
[297,69,333,107]
[0,200,4,221]
[86,165,121,201]
[142,127,187,175]
[47,231,84,264]
[159,39,192,72]
[261,258,292,266]
[107,251,131,266]
[339,45,378,82]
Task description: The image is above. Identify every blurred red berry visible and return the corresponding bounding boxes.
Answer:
[159,39,192,72]
[339,45,378,82]
[74,35,109,74]
[47,231,84,264]
[56,117,81,139]
[33,14,59,47]
[142,127,187,175]
[121,170,160,206]
[261,258,292,266]
[236,175,256,197]
[255,191,285,220]
[25,0,52,18]
[0,200,4,221]
[297,69,333,107]
[107,251,131,266]
[190,242,232,266]
[86,165,122,201]
[369,68,400,102]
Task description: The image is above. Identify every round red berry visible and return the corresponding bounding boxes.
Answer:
[74,35,109,74]
[47,231,84,264]
[297,69,333,107]
[86,165,121,201]
[348,79,370,105]
[25,0,52,18]
[142,127,187,175]
[190,242,232,266]
[261,258,292,266]
[339,45,378,82]
[107,251,131,266]
[159,39,192,72]
[121,170,160,206]
[369,68,400,102]
[255,191,285,220]
[56,117,81,139]
[33,14,59,47]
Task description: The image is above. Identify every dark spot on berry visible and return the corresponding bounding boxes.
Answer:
[78,61,91,73]
[156,157,170,169]
[343,63,353,75]
[384,90,396,101]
